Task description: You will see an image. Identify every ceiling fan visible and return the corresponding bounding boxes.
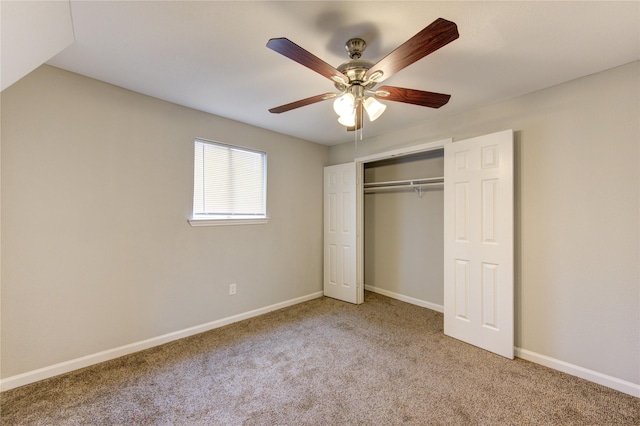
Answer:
[266,18,459,131]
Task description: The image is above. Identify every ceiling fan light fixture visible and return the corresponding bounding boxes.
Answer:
[363,97,386,122]
[338,111,356,127]
[333,93,355,117]
[266,18,460,136]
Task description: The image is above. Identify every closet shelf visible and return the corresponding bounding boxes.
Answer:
[363,177,444,196]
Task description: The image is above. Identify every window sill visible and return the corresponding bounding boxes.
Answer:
[188,217,270,227]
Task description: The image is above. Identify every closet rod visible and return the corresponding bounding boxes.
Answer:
[364,176,444,189]
[363,181,443,194]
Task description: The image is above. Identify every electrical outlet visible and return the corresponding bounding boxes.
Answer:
[229,283,236,295]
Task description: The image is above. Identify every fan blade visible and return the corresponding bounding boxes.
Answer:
[365,18,458,83]
[267,38,348,85]
[269,93,337,114]
[375,86,451,108]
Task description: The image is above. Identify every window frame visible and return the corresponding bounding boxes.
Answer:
[188,138,268,227]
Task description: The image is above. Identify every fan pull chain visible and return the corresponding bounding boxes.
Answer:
[360,108,364,142]
[355,116,358,147]
[359,103,364,147]
[353,102,364,152]
[354,103,359,151]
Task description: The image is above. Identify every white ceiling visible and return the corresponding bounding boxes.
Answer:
[46,1,639,146]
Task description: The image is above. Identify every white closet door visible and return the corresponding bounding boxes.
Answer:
[324,163,361,304]
[444,130,514,359]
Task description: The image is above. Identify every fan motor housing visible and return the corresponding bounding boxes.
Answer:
[335,59,375,91]
[335,38,381,91]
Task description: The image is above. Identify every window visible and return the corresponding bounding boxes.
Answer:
[189,139,267,226]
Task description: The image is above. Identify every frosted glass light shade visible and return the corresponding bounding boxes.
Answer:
[338,112,356,127]
[363,97,386,121]
[333,93,355,116]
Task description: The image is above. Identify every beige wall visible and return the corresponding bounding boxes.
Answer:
[2,61,638,389]
[1,65,329,378]
[330,61,640,385]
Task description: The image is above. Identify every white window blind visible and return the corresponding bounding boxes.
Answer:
[192,139,266,220]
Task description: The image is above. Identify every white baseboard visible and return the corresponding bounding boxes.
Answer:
[365,284,444,313]
[0,291,324,392]
[5,291,637,399]
[515,347,640,398]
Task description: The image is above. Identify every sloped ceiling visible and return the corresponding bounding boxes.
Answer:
[15,1,640,145]
[0,0,74,91]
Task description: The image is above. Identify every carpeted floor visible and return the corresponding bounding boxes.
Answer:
[2,292,639,425]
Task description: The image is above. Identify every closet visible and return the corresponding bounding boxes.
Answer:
[363,148,445,312]
[324,130,515,359]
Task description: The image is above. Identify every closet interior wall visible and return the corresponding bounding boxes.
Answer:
[363,149,444,308]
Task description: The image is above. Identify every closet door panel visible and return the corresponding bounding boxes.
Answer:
[324,163,360,304]
[454,182,470,242]
[444,130,514,359]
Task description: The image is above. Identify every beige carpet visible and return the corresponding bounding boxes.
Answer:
[2,292,639,425]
